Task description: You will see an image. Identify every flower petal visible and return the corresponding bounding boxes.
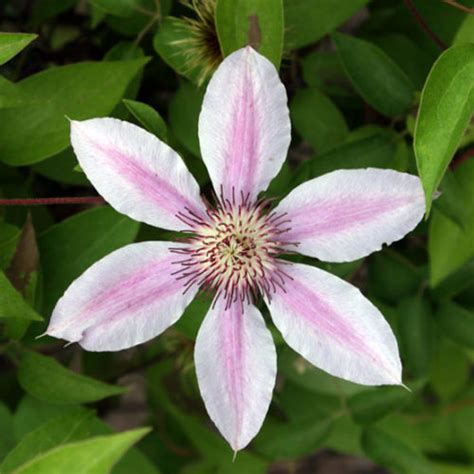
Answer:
[198,46,291,202]
[47,242,196,351]
[266,262,402,385]
[276,168,425,262]
[71,118,207,231]
[194,299,276,451]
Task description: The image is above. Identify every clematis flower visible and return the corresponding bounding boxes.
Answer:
[47,47,425,451]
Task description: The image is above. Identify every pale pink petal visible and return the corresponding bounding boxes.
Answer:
[276,168,425,262]
[194,299,276,451]
[198,46,291,202]
[71,118,207,231]
[47,242,197,351]
[266,262,402,386]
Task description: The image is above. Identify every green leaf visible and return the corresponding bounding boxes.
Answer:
[433,168,469,229]
[0,403,15,462]
[0,222,21,271]
[368,251,424,304]
[437,301,474,350]
[290,87,349,153]
[38,206,139,315]
[284,0,369,50]
[414,44,474,213]
[374,34,432,90]
[253,416,332,460]
[429,159,474,287]
[293,131,400,186]
[362,427,434,474]
[0,33,37,66]
[11,398,160,474]
[30,0,78,25]
[17,351,126,404]
[397,296,434,379]
[431,257,474,299]
[168,81,204,157]
[278,347,364,396]
[0,59,148,166]
[348,387,411,425]
[453,14,474,45]
[301,50,344,90]
[89,0,135,17]
[1,411,96,473]
[429,338,469,401]
[333,32,415,117]
[0,271,42,321]
[173,296,211,340]
[32,148,90,186]
[215,0,283,68]
[13,397,82,441]
[11,427,150,474]
[123,99,168,142]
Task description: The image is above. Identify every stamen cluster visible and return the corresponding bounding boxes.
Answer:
[172,191,294,307]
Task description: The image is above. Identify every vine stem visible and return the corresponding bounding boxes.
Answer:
[443,0,474,14]
[0,196,105,206]
[403,0,447,50]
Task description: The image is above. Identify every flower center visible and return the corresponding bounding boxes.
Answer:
[172,193,295,307]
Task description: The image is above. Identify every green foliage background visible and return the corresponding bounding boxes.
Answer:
[1,0,473,472]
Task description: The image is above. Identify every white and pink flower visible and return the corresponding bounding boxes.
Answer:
[47,47,425,451]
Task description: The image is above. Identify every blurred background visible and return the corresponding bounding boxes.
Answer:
[0,0,473,473]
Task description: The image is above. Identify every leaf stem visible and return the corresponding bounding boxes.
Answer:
[0,196,105,206]
[403,0,447,50]
[442,0,474,14]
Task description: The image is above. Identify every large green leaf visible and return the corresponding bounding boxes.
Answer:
[293,130,401,186]
[290,87,348,153]
[429,159,474,287]
[0,59,148,166]
[12,428,150,474]
[284,0,369,49]
[11,397,159,474]
[436,301,474,350]
[414,44,474,212]
[0,403,15,462]
[0,33,37,65]
[333,32,415,117]
[168,81,204,157]
[362,427,434,474]
[253,416,332,460]
[17,351,126,404]
[397,296,434,379]
[215,0,283,67]
[2,411,96,473]
[348,387,411,425]
[38,206,139,315]
[0,271,42,321]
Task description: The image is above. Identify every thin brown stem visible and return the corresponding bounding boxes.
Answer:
[0,196,105,206]
[443,0,474,14]
[403,0,447,50]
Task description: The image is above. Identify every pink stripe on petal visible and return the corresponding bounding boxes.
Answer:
[286,196,412,239]
[276,168,425,262]
[199,47,291,202]
[71,118,207,232]
[223,63,260,198]
[195,299,276,451]
[266,262,402,386]
[96,142,205,221]
[47,242,197,352]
